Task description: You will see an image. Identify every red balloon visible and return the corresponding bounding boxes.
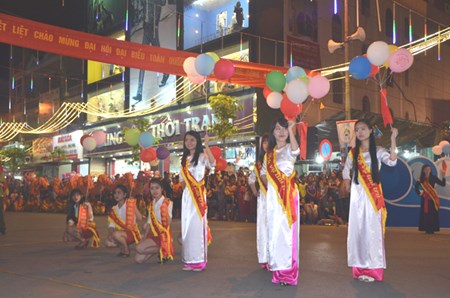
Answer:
[263,85,272,99]
[369,64,379,78]
[80,134,90,146]
[213,59,235,80]
[280,95,303,120]
[210,146,222,160]
[140,147,156,162]
[215,158,227,171]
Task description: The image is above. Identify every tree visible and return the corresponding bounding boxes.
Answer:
[0,147,26,175]
[208,94,243,144]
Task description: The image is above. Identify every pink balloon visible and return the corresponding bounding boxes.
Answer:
[183,57,198,76]
[188,74,206,84]
[92,130,107,146]
[214,59,235,80]
[439,140,450,148]
[266,92,283,109]
[388,48,414,73]
[308,76,330,99]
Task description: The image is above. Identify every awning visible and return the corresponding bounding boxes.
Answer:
[315,109,438,149]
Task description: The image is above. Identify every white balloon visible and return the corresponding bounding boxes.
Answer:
[82,136,97,151]
[286,79,309,104]
[367,41,390,66]
[266,92,283,109]
[183,57,198,76]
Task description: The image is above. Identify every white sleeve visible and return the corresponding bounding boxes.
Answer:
[168,201,173,219]
[342,154,353,180]
[377,146,397,167]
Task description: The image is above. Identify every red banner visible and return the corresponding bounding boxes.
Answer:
[0,13,289,88]
[297,122,308,160]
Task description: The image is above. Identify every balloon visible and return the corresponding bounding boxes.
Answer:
[266,71,286,92]
[368,64,379,78]
[188,74,206,84]
[183,57,197,76]
[439,140,450,148]
[140,147,156,162]
[210,146,222,160]
[156,146,170,160]
[383,45,399,68]
[124,128,140,146]
[82,136,97,151]
[286,66,306,83]
[367,41,390,66]
[286,79,309,104]
[92,130,107,146]
[308,76,330,99]
[432,145,443,156]
[266,92,283,109]
[215,158,227,171]
[443,144,450,155]
[388,48,414,73]
[206,52,220,63]
[349,56,372,80]
[213,59,235,80]
[263,85,272,98]
[195,53,215,76]
[280,96,302,120]
[80,134,90,146]
[139,131,154,148]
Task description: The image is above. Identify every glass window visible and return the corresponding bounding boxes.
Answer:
[385,9,393,40]
[361,0,370,17]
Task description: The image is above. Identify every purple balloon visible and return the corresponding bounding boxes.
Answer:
[156,146,170,160]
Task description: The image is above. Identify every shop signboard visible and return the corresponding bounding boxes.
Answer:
[52,130,84,160]
[32,137,53,163]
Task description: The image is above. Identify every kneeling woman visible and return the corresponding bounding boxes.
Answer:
[135,178,174,263]
[63,189,100,249]
[106,184,144,257]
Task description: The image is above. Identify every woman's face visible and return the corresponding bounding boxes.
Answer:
[114,187,126,202]
[423,166,431,177]
[150,183,163,199]
[262,140,269,153]
[184,134,197,152]
[273,122,288,143]
[72,192,81,203]
[355,122,372,142]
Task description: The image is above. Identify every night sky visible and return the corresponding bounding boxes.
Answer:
[0,0,85,109]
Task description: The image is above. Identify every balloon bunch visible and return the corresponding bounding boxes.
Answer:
[210,146,227,171]
[183,52,235,84]
[432,141,450,156]
[80,130,107,151]
[263,66,330,120]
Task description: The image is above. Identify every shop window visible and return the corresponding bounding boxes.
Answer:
[332,15,343,42]
[361,0,370,17]
[385,9,393,40]
[362,96,370,112]
[332,73,343,104]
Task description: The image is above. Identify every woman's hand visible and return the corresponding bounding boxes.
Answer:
[391,127,398,140]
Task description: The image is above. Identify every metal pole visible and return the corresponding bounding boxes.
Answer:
[344,0,351,120]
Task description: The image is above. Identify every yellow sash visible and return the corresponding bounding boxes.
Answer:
[350,148,387,235]
[148,198,174,261]
[77,204,100,248]
[420,180,440,211]
[181,162,207,219]
[254,162,267,196]
[265,149,297,227]
[108,199,141,244]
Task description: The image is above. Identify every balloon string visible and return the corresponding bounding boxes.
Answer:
[297,99,314,123]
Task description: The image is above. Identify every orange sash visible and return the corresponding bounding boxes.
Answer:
[148,198,174,261]
[350,148,387,234]
[181,162,207,219]
[254,162,267,196]
[108,199,141,244]
[265,149,297,227]
[77,204,100,248]
[420,180,439,212]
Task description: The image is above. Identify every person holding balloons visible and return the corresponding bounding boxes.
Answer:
[260,117,300,286]
[179,131,216,272]
[343,119,398,283]
[249,133,270,269]
[415,163,447,234]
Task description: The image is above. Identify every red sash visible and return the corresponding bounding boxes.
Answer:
[265,149,297,227]
[420,180,440,213]
[254,162,267,196]
[77,204,100,248]
[108,199,141,244]
[350,148,387,234]
[148,198,174,261]
[181,162,207,219]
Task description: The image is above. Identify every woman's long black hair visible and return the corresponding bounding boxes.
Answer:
[352,119,380,185]
[419,165,432,183]
[268,117,290,151]
[181,130,203,167]
[258,133,270,163]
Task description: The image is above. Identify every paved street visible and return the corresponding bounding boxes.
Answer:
[1,212,450,298]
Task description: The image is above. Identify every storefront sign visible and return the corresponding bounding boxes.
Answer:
[53,130,84,159]
[32,137,53,163]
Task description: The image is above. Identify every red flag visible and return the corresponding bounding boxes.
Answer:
[297,122,308,160]
[380,88,393,127]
